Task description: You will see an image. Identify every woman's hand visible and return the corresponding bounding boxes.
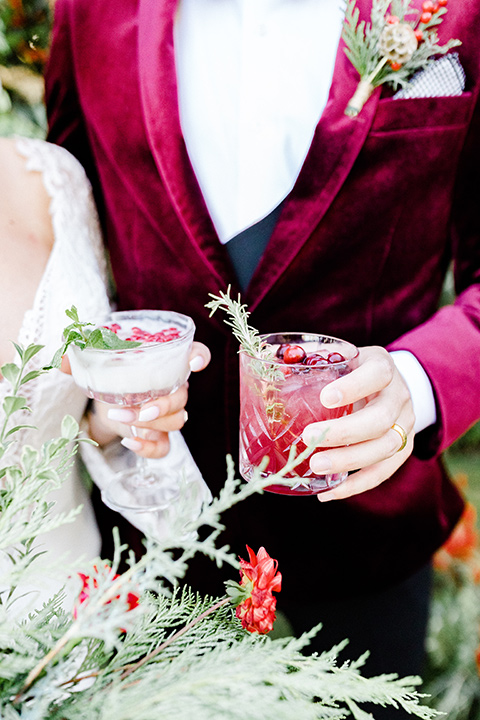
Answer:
[301,346,415,501]
[84,341,211,458]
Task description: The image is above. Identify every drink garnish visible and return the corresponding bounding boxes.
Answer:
[48,306,142,369]
[206,287,270,359]
[207,288,288,382]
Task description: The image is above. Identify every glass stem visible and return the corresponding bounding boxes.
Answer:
[131,425,152,484]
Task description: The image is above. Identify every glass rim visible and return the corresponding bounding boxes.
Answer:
[239,332,359,367]
[67,309,195,355]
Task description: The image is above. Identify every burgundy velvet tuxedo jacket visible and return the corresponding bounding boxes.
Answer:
[46,0,480,601]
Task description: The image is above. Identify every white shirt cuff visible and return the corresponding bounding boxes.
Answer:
[390,350,437,434]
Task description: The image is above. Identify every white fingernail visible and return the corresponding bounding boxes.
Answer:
[311,456,332,474]
[317,491,337,503]
[121,437,142,451]
[138,406,160,422]
[183,410,188,423]
[108,408,136,422]
[321,387,343,407]
[189,355,204,372]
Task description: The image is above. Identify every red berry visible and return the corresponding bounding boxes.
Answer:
[414,29,424,41]
[432,2,440,11]
[420,11,432,22]
[282,345,307,364]
[422,0,435,11]
[304,353,329,366]
[438,0,447,6]
[390,61,402,71]
[327,352,346,364]
[386,14,399,23]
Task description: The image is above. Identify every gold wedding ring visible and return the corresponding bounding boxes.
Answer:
[391,423,408,452]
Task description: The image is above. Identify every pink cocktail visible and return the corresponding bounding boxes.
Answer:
[239,333,358,495]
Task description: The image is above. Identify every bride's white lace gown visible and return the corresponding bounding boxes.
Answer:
[0,137,111,607]
[0,138,210,612]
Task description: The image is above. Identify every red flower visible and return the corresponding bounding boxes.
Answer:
[231,546,282,634]
[73,564,139,625]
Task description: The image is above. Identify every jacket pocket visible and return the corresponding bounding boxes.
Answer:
[371,92,474,133]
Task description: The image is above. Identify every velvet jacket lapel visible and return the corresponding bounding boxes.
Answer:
[248,0,382,309]
[138,0,381,304]
[138,0,232,287]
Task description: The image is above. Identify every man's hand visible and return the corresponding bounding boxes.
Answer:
[302,346,415,501]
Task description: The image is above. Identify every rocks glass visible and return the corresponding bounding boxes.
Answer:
[239,332,358,495]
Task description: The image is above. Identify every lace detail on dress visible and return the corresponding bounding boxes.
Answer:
[2,138,111,457]
[15,136,109,348]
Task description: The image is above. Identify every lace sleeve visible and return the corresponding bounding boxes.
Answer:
[15,137,111,361]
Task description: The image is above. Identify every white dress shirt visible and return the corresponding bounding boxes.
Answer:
[174,0,437,433]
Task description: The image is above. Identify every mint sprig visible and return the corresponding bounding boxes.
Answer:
[47,306,141,369]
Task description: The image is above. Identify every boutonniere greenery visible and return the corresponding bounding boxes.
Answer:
[342,0,461,116]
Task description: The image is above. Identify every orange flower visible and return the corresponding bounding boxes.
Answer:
[229,546,282,634]
[442,502,478,562]
[476,645,480,677]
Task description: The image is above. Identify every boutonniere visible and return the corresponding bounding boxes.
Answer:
[342,0,461,116]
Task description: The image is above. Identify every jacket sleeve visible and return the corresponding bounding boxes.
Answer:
[388,89,480,458]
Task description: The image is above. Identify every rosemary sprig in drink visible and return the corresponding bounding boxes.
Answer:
[206,287,270,358]
[206,287,281,381]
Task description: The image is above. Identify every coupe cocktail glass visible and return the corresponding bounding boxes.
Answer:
[239,333,359,495]
[67,310,195,512]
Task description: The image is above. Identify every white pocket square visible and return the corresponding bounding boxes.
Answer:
[393,52,465,100]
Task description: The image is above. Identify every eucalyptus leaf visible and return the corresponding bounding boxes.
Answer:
[22,344,45,365]
[20,370,47,386]
[12,342,24,361]
[61,415,79,441]
[21,446,39,474]
[2,396,29,416]
[36,469,60,484]
[0,363,20,386]
[5,424,37,438]
[5,467,23,485]
[42,437,70,460]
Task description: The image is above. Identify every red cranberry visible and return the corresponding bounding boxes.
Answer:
[327,352,346,364]
[304,353,329,366]
[282,345,307,364]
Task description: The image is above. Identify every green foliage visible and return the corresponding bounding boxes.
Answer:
[425,555,480,718]
[0,0,51,72]
[0,343,441,718]
[0,0,50,136]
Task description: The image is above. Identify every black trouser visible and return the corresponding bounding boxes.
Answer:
[282,564,433,720]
